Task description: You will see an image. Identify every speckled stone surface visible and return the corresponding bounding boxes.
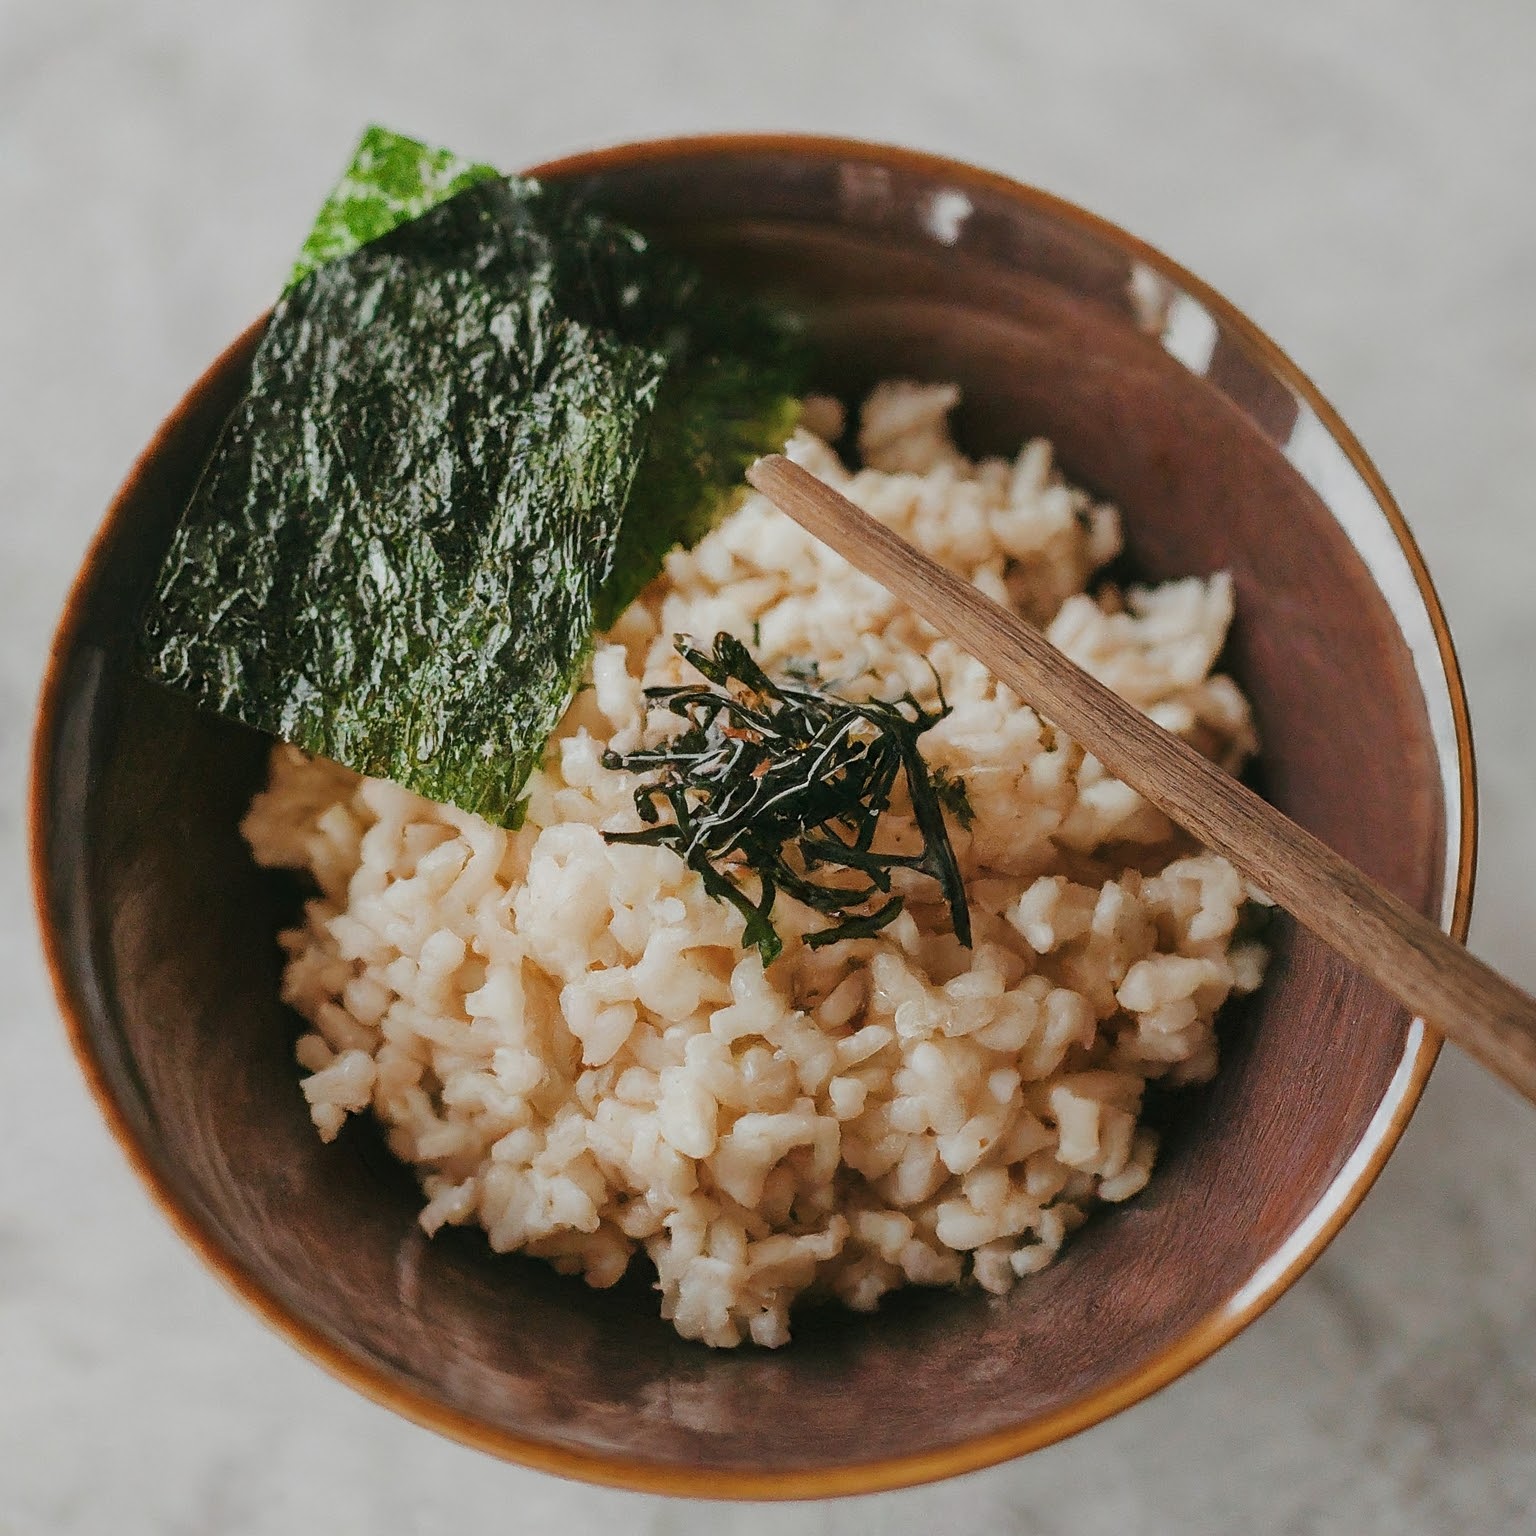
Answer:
[6,2,1536,1531]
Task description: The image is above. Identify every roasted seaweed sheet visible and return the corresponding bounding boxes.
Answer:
[294,127,803,594]
[141,138,803,825]
[143,179,659,822]
[286,125,500,291]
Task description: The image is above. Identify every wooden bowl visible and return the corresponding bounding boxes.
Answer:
[30,135,1474,1498]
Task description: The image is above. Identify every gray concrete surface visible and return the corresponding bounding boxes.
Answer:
[5,2,1536,1531]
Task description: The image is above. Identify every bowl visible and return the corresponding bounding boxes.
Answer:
[31,134,1474,1498]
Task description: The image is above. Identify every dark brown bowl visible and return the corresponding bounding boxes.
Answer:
[31,135,1474,1498]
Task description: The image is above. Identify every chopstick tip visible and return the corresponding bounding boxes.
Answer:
[746,453,786,492]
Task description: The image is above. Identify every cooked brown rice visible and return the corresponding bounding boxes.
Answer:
[242,382,1268,1348]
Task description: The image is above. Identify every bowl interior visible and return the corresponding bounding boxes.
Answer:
[35,142,1453,1492]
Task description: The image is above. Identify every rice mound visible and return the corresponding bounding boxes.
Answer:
[243,382,1269,1349]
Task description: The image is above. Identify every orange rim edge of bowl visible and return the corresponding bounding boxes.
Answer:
[29,132,1476,1502]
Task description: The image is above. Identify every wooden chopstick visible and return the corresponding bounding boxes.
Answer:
[747,453,1536,1106]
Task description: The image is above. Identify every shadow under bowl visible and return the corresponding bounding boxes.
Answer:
[31,135,1474,1499]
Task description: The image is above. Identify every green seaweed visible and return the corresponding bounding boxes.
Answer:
[291,126,805,623]
[287,125,500,290]
[600,273,803,625]
[604,633,973,965]
[142,132,806,825]
[144,180,662,823]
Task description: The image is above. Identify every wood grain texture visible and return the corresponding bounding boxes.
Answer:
[749,453,1533,1101]
[29,137,1470,1497]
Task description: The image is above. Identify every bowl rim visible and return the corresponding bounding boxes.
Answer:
[29,130,1477,1501]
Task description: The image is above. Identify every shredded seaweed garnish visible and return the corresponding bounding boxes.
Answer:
[602,633,973,966]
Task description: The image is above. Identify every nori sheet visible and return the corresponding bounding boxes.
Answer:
[142,179,660,823]
[286,125,500,291]
[142,132,805,824]
[283,128,804,626]
[596,258,804,626]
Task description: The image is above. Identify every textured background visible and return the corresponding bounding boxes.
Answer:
[6,2,1536,1531]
